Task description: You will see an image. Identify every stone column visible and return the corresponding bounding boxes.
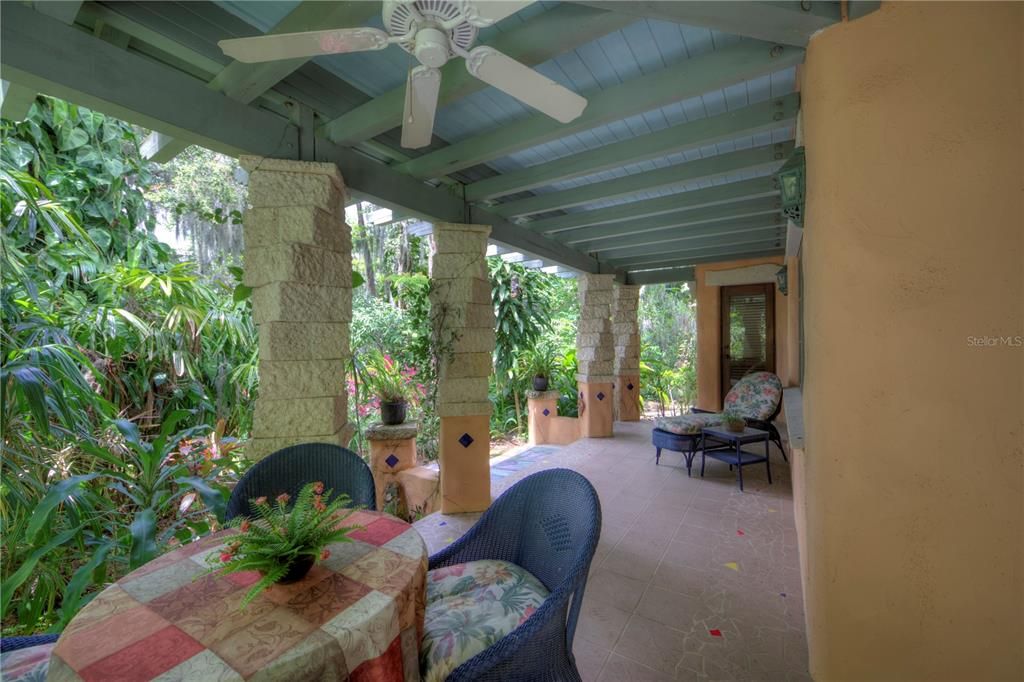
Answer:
[429,223,494,513]
[240,157,352,461]
[613,283,642,421]
[576,274,616,437]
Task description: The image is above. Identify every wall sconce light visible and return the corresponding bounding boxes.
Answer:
[776,265,789,296]
[776,146,805,226]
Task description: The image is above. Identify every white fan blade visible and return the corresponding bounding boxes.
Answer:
[465,47,587,123]
[219,28,389,63]
[401,66,442,149]
[458,0,535,27]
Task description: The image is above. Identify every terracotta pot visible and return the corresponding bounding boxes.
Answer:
[380,400,407,425]
[276,555,314,584]
[532,375,549,391]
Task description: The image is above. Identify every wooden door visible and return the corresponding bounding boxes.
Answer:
[720,283,775,399]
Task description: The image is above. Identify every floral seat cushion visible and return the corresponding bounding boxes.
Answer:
[0,642,55,682]
[723,371,783,421]
[421,560,549,682]
[654,413,721,435]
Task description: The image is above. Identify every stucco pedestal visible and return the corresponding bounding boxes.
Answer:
[578,380,614,438]
[366,422,418,512]
[616,374,642,422]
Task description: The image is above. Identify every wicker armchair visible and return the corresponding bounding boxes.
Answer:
[226,443,375,521]
[0,634,59,653]
[425,468,601,682]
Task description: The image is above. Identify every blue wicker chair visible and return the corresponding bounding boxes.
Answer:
[423,468,601,682]
[226,443,375,521]
[0,634,58,653]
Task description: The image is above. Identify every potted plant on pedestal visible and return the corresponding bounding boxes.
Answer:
[208,482,361,607]
[525,346,556,392]
[363,351,411,425]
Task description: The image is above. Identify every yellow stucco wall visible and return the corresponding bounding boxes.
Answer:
[801,2,1023,679]
[695,255,789,410]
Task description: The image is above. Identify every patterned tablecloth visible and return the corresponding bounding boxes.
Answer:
[47,510,428,682]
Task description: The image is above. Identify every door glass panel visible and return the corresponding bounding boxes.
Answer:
[726,291,768,386]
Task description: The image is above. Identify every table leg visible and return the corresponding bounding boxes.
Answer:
[655,446,661,465]
[736,440,744,491]
[765,436,772,484]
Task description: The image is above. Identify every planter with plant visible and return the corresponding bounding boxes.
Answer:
[721,409,747,433]
[362,351,412,425]
[207,482,361,607]
[525,347,556,392]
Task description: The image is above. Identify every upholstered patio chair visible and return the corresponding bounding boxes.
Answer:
[652,371,786,467]
[421,468,601,682]
[226,443,375,520]
[691,371,786,460]
[0,634,58,681]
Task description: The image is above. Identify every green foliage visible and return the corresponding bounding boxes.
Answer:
[207,482,360,608]
[358,349,412,402]
[1,97,255,634]
[638,284,698,415]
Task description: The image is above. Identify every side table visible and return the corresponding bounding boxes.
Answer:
[700,425,772,492]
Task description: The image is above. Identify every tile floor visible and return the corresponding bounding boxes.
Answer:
[414,420,808,681]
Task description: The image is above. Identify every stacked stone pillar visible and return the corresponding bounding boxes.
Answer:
[240,157,353,461]
[576,274,616,437]
[429,223,494,513]
[613,284,642,421]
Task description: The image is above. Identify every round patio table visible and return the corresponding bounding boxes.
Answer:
[46,510,428,682]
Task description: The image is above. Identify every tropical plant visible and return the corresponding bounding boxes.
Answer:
[1,95,256,634]
[522,343,556,380]
[207,482,361,608]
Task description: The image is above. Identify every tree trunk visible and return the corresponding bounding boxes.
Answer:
[356,203,377,298]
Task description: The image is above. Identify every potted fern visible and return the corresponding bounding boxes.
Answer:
[208,482,362,607]
[524,346,556,392]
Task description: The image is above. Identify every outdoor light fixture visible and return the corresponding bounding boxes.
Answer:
[776,265,789,295]
[776,146,805,226]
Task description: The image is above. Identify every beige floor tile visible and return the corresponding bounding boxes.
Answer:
[573,636,610,682]
[612,614,689,676]
[597,653,674,682]
[587,568,649,612]
[577,597,633,651]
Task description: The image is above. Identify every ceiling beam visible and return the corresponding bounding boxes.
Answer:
[576,214,786,254]
[1,1,82,120]
[528,176,777,233]
[496,141,792,218]
[467,93,799,201]
[397,40,804,179]
[625,266,696,285]
[573,1,841,47]
[595,222,785,259]
[619,248,785,272]
[560,196,781,244]
[0,1,296,158]
[608,240,784,268]
[0,2,608,276]
[318,3,633,146]
[141,1,381,163]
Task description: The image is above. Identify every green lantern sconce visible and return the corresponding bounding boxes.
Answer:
[776,146,805,226]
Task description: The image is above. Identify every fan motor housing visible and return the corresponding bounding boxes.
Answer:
[383,0,478,61]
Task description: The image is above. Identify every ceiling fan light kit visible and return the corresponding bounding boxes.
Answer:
[217,0,589,149]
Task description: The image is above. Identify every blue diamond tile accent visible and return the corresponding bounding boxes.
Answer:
[385,453,399,468]
[542,408,550,416]
[627,383,634,391]
[458,433,474,448]
[597,392,605,401]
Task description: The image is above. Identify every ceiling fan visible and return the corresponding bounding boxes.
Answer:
[218,0,588,149]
